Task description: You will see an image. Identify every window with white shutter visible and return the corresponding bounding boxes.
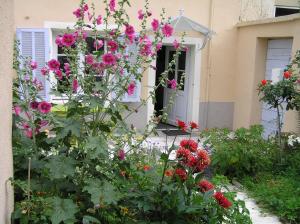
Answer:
[16,28,50,101]
[121,41,141,102]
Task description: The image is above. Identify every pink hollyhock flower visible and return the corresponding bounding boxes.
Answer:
[13,105,22,116]
[96,15,102,25]
[118,149,125,160]
[72,79,79,93]
[139,37,152,56]
[168,79,177,89]
[55,69,63,80]
[162,24,174,37]
[151,19,159,31]
[62,33,76,47]
[64,63,70,71]
[47,59,60,71]
[107,40,118,52]
[94,39,104,50]
[24,129,33,138]
[83,4,89,12]
[125,25,135,38]
[22,122,30,130]
[41,67,49,76]
[109,0,116,12]
[138,9,144,20]
[38,101,52,114]
[55,35,63,47]
[102,53,116,66]
[127,81,136,95]
[85,54,95,65]
[173,39,180,49]
[73,8,83,18]
[156,42,162,51]
[30,61,38,70]
[82,31,88,40]
[30,101,39,110]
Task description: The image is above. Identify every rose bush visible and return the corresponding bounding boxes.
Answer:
[11,0,251,223]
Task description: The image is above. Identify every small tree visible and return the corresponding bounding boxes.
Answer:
[258,50,300,146]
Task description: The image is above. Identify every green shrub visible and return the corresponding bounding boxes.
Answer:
[201,125,277,178]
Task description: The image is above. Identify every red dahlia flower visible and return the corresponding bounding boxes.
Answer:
[176,119,187,132]
[174,168,187,181]
[198,180,214,192]
[214,192,232,208]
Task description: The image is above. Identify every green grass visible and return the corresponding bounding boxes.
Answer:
[241,173,300,223]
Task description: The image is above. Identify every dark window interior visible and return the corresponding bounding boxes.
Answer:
[154,46,166,117]
[275,7,299,17]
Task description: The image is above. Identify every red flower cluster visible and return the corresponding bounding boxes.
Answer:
[214,192,232,209]
[198,179,214,192]
[176,120,199,132]
[284,70,292,79]
[174,168,187,181]
[180,139,198,152]
[261,79,267,86]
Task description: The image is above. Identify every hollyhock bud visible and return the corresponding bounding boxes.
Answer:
[55,69,63,80]
[94,39,104,50]
[83,4,89,12]
[38,101,52,114]
[127,81,136,95]
[13,105,22,116]
[30,61,38,70]
[96,15,102,25]
[72,79,79,93]
[138,9,144,20]
[118,149,125,160]
[151,19,159,32]
[109,0,116,12]
[147,11,152,17]
[41,67,49,76]
[162,24,174,37]
[156,42,162,51]
[30,101,39,110]
[173,39,180,49]
[168,79,177,89]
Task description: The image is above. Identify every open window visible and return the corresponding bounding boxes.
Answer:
[275,6,300,17]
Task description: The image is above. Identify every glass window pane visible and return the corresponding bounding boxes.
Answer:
[178,51,186,70]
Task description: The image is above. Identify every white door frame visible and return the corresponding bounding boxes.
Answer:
[147,36,202,126]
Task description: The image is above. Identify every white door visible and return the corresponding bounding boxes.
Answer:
[163,47,189,125]
[261,39,293,138]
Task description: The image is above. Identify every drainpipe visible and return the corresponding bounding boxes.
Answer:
[204,0,214,129]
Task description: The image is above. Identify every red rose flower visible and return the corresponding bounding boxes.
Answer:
[214,192,232,208]
[261,79,267,86]
[283,70,292,79]
[174,168,187,181]
[198,180,214,192]
[189,121,199,130]
[176,119,187,132]
[38,101,52,114]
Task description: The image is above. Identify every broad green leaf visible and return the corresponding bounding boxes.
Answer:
[82,215,101,224]
[86,136,108,159]
[45,156,76,179]
[48,197,78,224]
[57,119,81,139]
[83,179,120,205]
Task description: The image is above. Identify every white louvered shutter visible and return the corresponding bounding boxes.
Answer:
[121,40,141,102]
[16,28,50,101]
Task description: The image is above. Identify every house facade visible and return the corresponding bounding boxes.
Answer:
[13,0,300,133]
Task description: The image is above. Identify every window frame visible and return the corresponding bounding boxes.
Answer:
[273,5,300,17]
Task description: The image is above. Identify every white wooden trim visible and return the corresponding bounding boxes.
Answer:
[44,21,117,31]
[147,36,202,125]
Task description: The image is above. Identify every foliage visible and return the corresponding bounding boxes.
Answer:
[201,125,277,178]
[11,0,251,223]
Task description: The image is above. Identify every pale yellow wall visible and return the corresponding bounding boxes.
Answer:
[0,0,14,223]
[235,16,300,132]
[276,0,300,7]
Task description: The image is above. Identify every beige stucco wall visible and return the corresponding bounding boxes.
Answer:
[234,15,300,133]
[0,0,14,223]
[276,0,300,7]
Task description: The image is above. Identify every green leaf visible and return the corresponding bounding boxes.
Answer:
[82,215,101,224]
[48,197,78,224]
[86,136,108,159]
[83,179,120,205]
[45,156,76,179]
[57,119,81,139]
